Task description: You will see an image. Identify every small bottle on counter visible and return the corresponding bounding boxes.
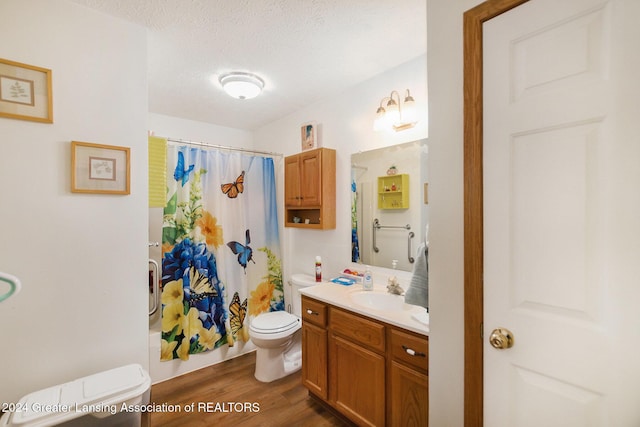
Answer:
[363,266,373,291]
[315,256,322,282]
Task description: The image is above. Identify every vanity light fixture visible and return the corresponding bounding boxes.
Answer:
[219,71,265,100]
[373,89,418,132]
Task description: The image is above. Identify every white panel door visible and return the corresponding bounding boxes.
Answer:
[483,0,640,425]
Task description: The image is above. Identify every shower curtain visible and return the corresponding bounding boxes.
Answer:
[160,143,283,361]
[351,177,360,263]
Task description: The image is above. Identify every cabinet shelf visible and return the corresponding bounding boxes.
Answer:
[377,174,409,209]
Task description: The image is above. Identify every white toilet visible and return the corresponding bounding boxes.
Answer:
[249,273,318,382]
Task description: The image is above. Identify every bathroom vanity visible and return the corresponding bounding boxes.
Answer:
[300,284,428,426]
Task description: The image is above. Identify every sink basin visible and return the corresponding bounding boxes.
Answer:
[349,290,405,311]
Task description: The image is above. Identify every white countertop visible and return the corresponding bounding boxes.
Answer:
[299,281,429,336]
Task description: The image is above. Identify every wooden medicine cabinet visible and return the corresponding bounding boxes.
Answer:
[284,147,336,229]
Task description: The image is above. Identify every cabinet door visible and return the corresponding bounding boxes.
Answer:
[284,155,301,206]
[329,334,385,426]
[302,323,327,399]
[389,361,428,427]
[299,150,322,206]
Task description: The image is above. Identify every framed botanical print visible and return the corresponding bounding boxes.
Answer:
[0,58,52,123]
[71,141,130,195]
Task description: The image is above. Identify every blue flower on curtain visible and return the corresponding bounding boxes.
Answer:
[162,238,225,331]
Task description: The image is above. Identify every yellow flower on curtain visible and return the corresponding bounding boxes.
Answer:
[185,307,204,339]
[249,281,275,316]
[162,302,185,334]
[196,211,224,248]
[199,326,222,350]
[161,280,183,305]
[177,339,190,361]
[160,339,178,361]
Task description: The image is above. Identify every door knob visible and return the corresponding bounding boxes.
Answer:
[489,327,514,349]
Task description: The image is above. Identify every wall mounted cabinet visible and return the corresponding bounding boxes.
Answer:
[377,174,410,210]
[301,296,428,426]
[284,147,336,229]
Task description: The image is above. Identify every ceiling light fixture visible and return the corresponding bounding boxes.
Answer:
[219,72,264,100]
[373,89,418,132]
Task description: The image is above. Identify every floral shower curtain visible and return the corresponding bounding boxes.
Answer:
[351,176,360,263]
[160,143,283,361]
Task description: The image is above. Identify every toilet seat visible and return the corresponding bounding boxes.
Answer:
[250,311,301,337]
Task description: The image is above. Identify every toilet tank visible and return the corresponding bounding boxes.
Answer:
[290,274,318,316]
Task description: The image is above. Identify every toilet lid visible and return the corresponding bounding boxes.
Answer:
[251,311,300,334]
[291,273,320,287]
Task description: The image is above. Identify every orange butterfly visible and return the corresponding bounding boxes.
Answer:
[221,171,245,198]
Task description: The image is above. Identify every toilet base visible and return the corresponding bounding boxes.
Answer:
[254,337,302,382]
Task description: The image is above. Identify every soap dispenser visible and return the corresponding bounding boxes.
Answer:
[363,266,373,291]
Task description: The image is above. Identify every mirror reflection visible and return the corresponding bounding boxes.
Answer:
[351,139,428,272]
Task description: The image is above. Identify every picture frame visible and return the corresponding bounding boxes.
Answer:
[301,122,319,151]
[0,58,53,123]
[71,141,130,195]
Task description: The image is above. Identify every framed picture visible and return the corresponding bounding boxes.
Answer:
[0,58,53,123]
[71,141,130,195]
[301,122,319,151]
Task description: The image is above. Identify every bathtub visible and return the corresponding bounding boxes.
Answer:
[149,327,256,384]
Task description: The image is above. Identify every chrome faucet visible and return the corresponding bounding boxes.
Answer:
[386,276,404,295]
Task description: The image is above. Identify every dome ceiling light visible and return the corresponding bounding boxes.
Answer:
[219,72,265,100]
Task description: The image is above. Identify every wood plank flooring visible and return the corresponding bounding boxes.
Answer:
[143,351,350,427]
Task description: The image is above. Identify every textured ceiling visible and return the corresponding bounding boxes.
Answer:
[69,0,427,130]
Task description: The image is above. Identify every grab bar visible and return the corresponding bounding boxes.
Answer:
[0,271,21,303]
[408,232,415,264]
[372,218,411,253]
[148,259,159,316]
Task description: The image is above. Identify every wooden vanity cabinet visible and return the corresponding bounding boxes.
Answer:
[284,148,336,229]
[301,297,328,399]
[301,296,428,427]
[388,327,429,426]
[329,308,386,426]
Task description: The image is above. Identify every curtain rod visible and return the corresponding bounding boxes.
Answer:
[164,137,283,158]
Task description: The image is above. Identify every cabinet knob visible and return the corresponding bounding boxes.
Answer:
[402,345,426,357]
[306,309,318,316]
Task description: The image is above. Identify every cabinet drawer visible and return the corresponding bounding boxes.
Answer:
[329,307,385,353]
[390,328,428,373]
[302,297,327,327]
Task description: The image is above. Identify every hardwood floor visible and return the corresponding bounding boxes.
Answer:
[143,351,350,427]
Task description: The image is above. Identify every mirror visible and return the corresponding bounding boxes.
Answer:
[351,139,428,272]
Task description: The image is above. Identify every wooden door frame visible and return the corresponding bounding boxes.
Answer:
[462,0,529,425]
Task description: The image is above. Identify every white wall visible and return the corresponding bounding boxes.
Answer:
[253,54,428,285]
[427,0,483,425]
[148,113,254,148]
[0,0,148,404]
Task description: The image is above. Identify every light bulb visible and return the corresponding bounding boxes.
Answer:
[385,98,400,125]
[219,72,264,99]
